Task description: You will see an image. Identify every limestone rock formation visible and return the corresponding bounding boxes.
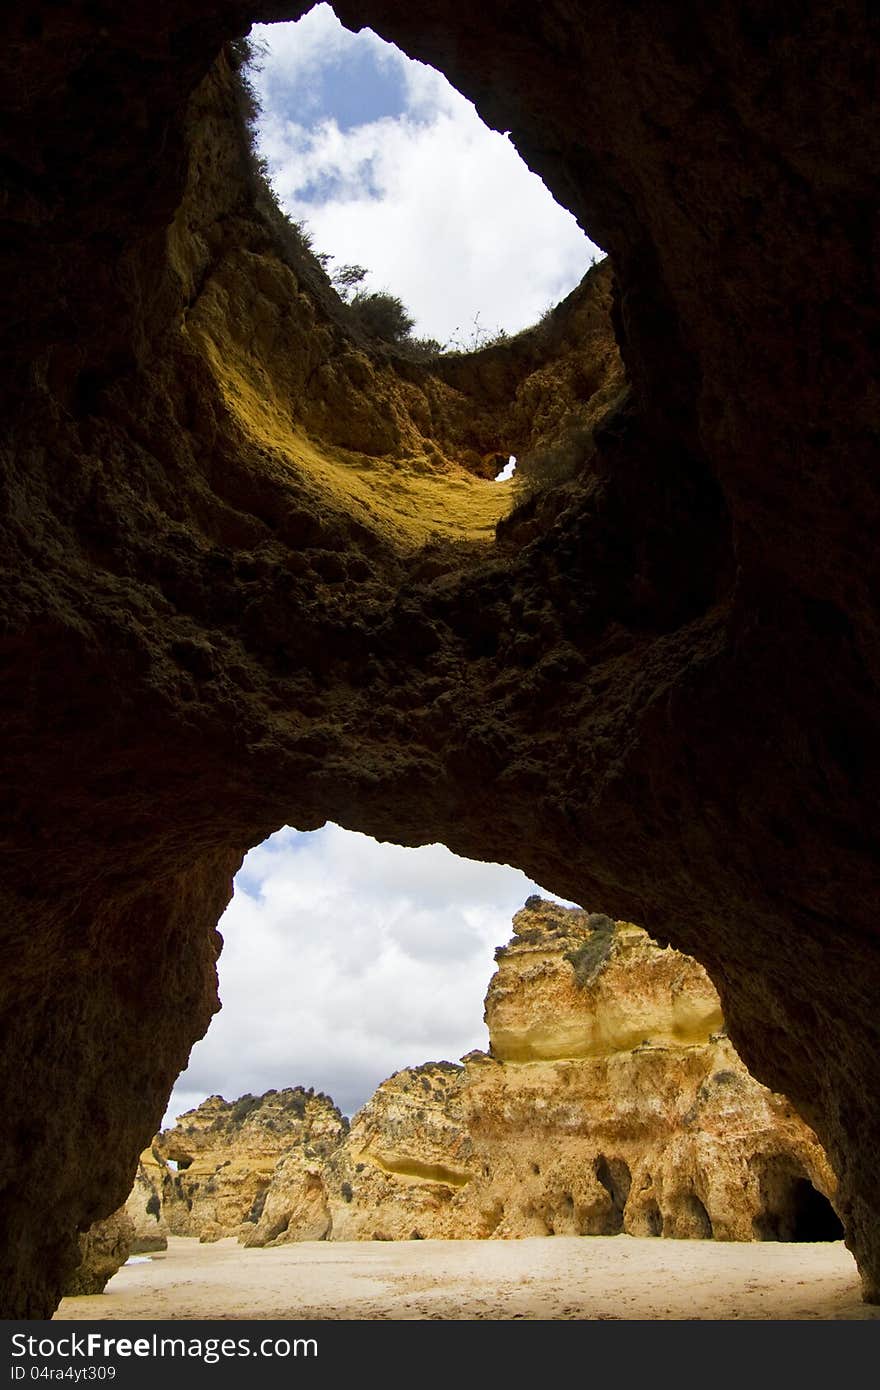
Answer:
[315,901,837,1243]
[155,1088,347,1241]
[240,1135,345,1248]
[124,1150,170,1254]
[2,2,880,1315]
[486,900,724,1063]
[322,1063,478,1243]
[61,1208,134,1298]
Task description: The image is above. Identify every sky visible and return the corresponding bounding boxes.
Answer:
[165,826,575,1125]
[247,4,602,345]
[163,7,594,1130]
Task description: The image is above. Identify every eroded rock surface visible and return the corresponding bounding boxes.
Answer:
[321,1063,476,1243]
[124,1150,170,1254]
[309,901,838,1242]
[1,2,879,1314]
[61,1209,134,1299]
[155,1089,347,1241]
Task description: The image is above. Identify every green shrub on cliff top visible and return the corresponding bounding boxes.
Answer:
[564,914,616,988]
[348,290,415,344]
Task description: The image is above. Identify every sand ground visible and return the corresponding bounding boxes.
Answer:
[54,1234,880,1320]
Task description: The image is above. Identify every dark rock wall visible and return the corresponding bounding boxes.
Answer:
[1,2,878,1314]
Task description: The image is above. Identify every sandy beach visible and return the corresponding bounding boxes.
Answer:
[54,1235,879,1321]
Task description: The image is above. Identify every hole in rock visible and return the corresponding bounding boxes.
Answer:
[247,5,601,348]
[786,1180,844,1242]
[593,1154,632,1234]
[495,455,517,482]
[682,1192,713,1239]
[164,823,577,1127]
[751,1158,844,1242]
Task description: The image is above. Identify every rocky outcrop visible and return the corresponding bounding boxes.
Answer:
[240,1132,346,1248]
[62,1208,134,1298]
[455,901,838,1243]
[124,1150,170,1254]
[321,1063,477,1243]
[2,2,880,1314]
[156,1089,347,1241]
[246,900,838,1246]
[485,902,724,1063]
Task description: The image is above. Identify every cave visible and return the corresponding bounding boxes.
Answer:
[593,1155,632,1235]
[786,1182,845,1244]
[753,1162,845,1244]
[2,1,880,1317]
[681,1193,713,1241]
[643,1202,663,1239]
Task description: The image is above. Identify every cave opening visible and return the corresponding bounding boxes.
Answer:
[682,1192,713,1239]
[751,1158,844,1243]
[791,1180,845,1242]
[164,822,577,1127]
[643,1200,663,1238]
[593,1154,632,1234]
[786,1180,845,1242]
[247,5,601,349]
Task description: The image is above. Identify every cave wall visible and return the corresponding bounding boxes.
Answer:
[1,2,878,1314]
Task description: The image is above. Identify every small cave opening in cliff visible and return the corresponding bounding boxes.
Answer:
[593,1154,631,1234]
[244,5,600,349]
[643,1201,664,1237]
[788,1181,844,1242]
[751,1158,844,1242]
[753,1178,844,1243]
[681,1192,713,1239]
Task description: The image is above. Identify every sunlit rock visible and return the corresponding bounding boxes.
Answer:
[124,1149,170,1254]
[155,1089,347,1241]
[244,900,837,1245]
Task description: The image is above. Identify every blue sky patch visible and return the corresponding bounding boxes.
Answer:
[320,48,408,131]
[264,41,408,133]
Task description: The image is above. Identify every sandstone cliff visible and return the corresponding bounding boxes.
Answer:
[155,1088,347,1241]
[3,2,880,1315]
[321,1062,477,1243]
[456,900,838,1242]
[243,899,837,1246]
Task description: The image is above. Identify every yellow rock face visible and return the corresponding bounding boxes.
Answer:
[240,899,837,1246]
[323,1063,479,1243]
[486,901,723,1061]
[154,1089,347,1241]
[62,1207,135,1298]
[124,1149,170,1253]
[6,6,880,1318]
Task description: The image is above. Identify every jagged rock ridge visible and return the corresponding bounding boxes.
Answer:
[154,1088,348,1243]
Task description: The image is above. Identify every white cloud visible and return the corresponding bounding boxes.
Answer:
[250,10,601,345]
[164,825,575,1125]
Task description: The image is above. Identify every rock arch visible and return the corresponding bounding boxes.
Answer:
[1,2,879,1315]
